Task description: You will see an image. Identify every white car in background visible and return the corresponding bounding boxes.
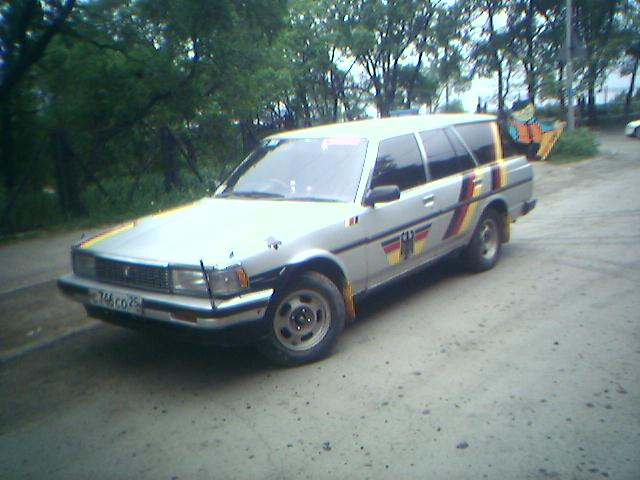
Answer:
[625,119,640,138]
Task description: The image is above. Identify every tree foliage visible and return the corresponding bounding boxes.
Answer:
[0,0,637,234]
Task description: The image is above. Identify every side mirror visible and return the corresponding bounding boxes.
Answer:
[363,185,401,207]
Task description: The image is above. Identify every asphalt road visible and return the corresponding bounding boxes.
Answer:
[1,132,639,479]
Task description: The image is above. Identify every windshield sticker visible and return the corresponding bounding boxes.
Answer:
[265,139,281,148]
[321,137,363,150]
[344,216,359,228]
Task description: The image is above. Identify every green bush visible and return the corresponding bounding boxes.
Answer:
[0,172,213,239]
[548,127,599,162]
[439,99,465,113]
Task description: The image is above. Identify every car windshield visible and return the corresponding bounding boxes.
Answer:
[217,137,368,202]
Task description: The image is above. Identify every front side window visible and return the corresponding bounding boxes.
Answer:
[455,122,497,165]
[218,137,368,202]
[370,134,426,191]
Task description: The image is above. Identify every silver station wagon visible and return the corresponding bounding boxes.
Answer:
[58,114,536,365]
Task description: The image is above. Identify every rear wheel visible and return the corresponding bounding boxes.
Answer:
[462,209,502,272]
[635,127,640,139]
[257,272,345,366]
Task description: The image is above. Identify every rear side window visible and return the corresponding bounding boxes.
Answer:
[419,128,476,181]
[371,134,426,191]
[455,122,496,165]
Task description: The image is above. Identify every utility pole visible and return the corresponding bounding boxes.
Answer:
[566,0,575,130]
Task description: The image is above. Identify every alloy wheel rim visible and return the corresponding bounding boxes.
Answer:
[479,219,498,260]
[273,289,331,351]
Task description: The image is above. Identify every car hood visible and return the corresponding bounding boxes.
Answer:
[81,198,362,265]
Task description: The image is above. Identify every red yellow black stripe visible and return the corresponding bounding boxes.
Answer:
[445,171,476,239]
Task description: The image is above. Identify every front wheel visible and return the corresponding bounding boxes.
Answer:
[257,272,345,366]
[461,209,502,272]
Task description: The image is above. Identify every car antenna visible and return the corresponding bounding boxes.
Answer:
[199,260,215,309]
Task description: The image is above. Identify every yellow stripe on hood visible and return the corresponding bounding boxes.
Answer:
[79,222,135,249]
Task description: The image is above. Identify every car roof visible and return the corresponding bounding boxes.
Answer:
[269,114,497,140]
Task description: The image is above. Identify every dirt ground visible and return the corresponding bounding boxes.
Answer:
[0,131,638,479]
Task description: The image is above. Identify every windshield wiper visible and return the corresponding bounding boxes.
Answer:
[218,190,285,199]
[286,196,339,203]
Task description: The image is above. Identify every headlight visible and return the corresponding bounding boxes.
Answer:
[73,251,96,278]
[171,264,250,297]
[171,268,208,295]
[208,265,250,296]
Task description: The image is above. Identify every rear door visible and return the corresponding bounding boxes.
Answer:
[417,127,482,257]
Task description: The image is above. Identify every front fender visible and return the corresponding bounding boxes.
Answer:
[279,249,349,288]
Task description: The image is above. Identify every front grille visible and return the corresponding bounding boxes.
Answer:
[95,258,170,292]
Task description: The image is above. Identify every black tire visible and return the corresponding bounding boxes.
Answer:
[635,127,640,139]
[257,272,345,367]
[461,209,502,272]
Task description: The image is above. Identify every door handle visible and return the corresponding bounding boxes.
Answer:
[473,178,483,186]
[422,194,435,207]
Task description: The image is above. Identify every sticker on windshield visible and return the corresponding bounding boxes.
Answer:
[321,137,363,150]
[265,139,281,148]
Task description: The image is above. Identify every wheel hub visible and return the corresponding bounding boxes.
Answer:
[272,288,332,352]
[290,306,315,331]
[480,220,497,258]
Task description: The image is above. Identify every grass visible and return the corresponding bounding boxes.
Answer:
[0,172,211,242]
[546,127,599,164]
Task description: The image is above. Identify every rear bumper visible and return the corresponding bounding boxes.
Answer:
[522,199,537,216]
[57,274,273,346]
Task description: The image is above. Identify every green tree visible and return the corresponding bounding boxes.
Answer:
[0,0,76,199]
[468,0,515,114]
[507,0,564,104]
[573,0,626,123]
[330,0,438,117]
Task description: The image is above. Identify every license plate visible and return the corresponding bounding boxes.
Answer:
[89,289,142,314]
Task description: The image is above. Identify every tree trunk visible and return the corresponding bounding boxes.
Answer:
[377,97,391,117]
[625,57,639,115]
[160,125,181,192]
[51,129,86,217]
[497,63,505,114]
[405,51,424,109]
[0,102,15,191]
[487,3,505,114]
[525,0,536,104]
[300,90,312,126]
[558,62,565,110]
[239,120,256,155]
[375,86,391,117]
[587,63,597,125]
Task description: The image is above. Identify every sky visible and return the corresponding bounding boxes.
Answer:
[458,70,633,113]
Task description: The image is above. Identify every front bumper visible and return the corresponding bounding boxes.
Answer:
[57,274,274,345]
[625,124,637,136]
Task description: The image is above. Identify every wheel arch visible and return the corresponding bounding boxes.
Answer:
[483,198,510,243]
[278,250,356,320]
